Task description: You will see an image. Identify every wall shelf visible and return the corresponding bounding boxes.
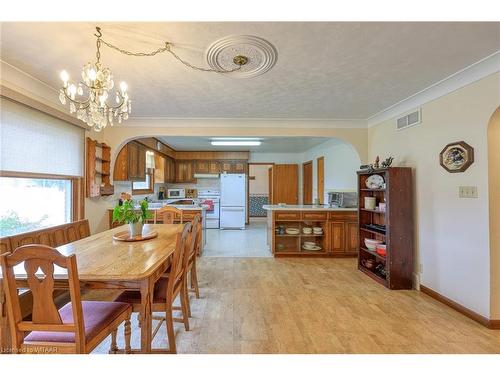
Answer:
[86,137,114,198]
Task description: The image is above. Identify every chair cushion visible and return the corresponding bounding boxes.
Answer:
[115,277,170,304]
[24,301,130,343]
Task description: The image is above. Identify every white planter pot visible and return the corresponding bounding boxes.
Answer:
[129,222,144,237]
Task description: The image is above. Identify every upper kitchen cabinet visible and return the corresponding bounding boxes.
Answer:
[195,160,220,174]
[165,156,176,183]
[154,153,165,184]
[175,160,196,183]
[113,141,147,181]
[220,160,247,174]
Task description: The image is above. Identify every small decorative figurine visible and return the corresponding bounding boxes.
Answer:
[374,156,380,169]
[381,156,394,168]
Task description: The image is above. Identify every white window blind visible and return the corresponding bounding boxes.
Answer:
[0,97,84,177]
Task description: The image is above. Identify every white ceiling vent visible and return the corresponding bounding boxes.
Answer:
[396,109,421,131]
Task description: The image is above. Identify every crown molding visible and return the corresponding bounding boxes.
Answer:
[124,117,367,129]
[367,50,500,127]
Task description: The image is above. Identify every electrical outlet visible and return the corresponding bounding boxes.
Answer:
[419,263,423,273]
[459,186,478,198]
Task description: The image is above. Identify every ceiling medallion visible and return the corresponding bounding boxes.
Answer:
[206,35,278,78]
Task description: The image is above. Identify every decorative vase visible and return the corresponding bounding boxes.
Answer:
[129,222,144,237]
[364,197,377,210]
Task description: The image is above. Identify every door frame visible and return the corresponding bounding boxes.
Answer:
[317,156,325,204]
[247,162,275,221]
[302,160,313,205]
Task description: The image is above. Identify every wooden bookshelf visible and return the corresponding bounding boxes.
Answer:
[357,167,413,289]
[86,137,114,198]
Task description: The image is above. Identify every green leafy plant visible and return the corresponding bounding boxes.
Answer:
[112,199,153,224]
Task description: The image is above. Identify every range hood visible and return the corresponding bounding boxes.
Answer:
[194,173,220,179]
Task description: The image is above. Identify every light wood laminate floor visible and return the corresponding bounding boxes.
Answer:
[91,258,500,354]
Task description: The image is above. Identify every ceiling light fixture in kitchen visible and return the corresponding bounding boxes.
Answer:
[211,141,262,146]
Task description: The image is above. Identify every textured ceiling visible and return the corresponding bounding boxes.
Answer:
[158,136,332,153]
[1,22,499,119]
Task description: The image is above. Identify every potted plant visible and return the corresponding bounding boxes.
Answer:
[112,198,153,237]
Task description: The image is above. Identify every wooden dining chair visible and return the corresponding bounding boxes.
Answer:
[0,245,132,354]
[185,214,201,318]
[154,206,182,224]
[114,222,192,354]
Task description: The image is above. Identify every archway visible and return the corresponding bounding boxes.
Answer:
[488,106,500,320]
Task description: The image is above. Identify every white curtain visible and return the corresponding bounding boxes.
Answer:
[0,97,84,177]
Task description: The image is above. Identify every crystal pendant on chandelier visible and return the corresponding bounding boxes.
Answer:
[58,29,131,132]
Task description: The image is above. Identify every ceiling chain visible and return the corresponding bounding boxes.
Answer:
[98,30,244,73]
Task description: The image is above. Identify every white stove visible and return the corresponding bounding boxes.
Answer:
[197,189,220,229]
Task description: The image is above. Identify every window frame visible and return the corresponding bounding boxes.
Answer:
[0,170,85,226]
[131,169,154,195]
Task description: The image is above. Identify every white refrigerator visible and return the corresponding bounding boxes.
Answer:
[220,173,246,230]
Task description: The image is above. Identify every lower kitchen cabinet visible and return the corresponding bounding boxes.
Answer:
[328,221,358,256]
[269,209,358,257]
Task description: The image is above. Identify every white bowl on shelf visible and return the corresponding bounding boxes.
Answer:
[285,228,300,235]
[364,238,383,250]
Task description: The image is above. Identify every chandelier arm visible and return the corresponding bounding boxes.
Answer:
[62,91,91,106]
[99,38,242,73]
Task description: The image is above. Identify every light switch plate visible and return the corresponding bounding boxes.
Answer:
[459,186,478,198]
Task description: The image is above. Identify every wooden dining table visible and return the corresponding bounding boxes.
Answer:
[0,223,184,354]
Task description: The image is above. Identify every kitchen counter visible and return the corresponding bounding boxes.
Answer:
[263,205,357,211]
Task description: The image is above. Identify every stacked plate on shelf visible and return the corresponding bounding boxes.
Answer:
[313,226,323,235]
[302,241,322,251]
[285,227,300,235]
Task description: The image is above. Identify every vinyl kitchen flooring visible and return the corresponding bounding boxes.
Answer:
[203,218,272,257]
[92,257,500,354]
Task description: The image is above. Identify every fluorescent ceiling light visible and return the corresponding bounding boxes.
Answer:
[211,141,262,146]
[210,137,263,141]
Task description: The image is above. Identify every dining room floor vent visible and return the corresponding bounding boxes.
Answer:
[396,109,421,130]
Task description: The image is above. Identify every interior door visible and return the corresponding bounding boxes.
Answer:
[302,161,313,204]
[317,156,324,204]
[272,164,298,205]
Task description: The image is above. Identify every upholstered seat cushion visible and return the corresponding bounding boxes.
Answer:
[115,277,171,304]
[24,301,130,343]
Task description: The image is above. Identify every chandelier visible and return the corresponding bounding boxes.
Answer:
[58,27,248,132]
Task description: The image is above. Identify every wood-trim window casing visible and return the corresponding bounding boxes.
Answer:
[0,171,85,222]
[131,169,155,195]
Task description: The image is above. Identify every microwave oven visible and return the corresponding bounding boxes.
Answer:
[327,191,358,208]
[167,188,185,199]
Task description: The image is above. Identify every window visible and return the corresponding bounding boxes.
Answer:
[0,176,73,237]
[132,173,154,194]
[132,150,154,194]
[0,97,85,237]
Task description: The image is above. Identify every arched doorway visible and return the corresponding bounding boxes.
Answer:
[488,106,500,320]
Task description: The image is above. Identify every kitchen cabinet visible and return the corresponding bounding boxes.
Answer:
[113,141,146,182]
[268,209,358,257]
[195,160,221,174]
[175,160,196,183]
[220,160,247,174]
[164,156,175,183]
[327,220,358,255]
[154,153,165,184]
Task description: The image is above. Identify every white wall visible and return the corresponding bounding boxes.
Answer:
[302,139,361,203]
[249,164,272,195]
[249,152,304,164]
[368,72,500,318]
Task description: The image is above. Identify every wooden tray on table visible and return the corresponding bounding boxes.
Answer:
[112,230,158,242]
